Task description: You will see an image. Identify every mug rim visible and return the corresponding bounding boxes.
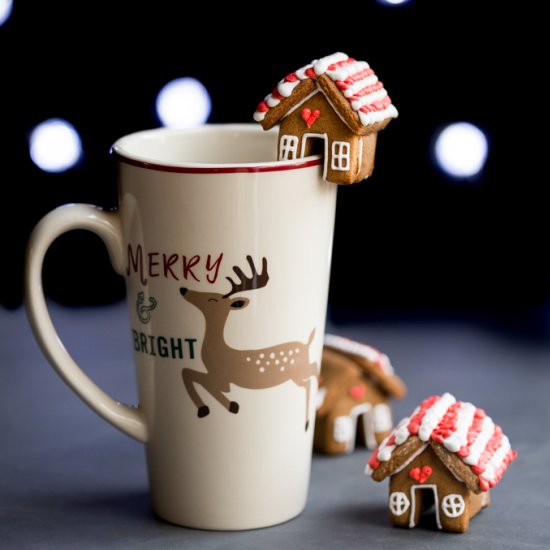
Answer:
[111,124,323,174]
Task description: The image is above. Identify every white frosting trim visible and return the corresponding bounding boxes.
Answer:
[324,334,395,374]
[351,89,390,111]
[253,52,398,127]
[463,415,495,466]
[342,74,380,98]
[327,60,370,82]
[253,110,266,122]
[481,435,511,483]
[441,402,477,453]
[394,415,414,444]
[358,104,399,126]
[373,403,393,433]
[313,52,349,76]
[391,443,428,476]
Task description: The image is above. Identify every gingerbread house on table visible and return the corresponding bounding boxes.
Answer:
[315,334,406,455]
[253,52,398,185]
[365,393,517,533]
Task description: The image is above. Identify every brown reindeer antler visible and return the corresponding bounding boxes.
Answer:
[223,256,269,298]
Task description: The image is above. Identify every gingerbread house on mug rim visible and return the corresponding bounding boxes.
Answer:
[365,393,517,533]
[253,52,398,185]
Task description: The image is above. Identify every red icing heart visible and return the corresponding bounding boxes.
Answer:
[301,108,320,128]
[349,384,366,400]
[409,466,432,483]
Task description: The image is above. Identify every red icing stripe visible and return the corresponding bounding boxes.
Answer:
[336,67,375,89]
[305,67,316,78]
[271,88,284,101]
[284,73,299,83]
[327,57,356,71]
[472,425,503,475]
[359,95,392,113]
[348,80,384,101]
[431,401,462,443]
[368,448,380,470]
[256,101,269,113]
[457,408,486,458]
[407,395,440,435]
[479,477,490,492]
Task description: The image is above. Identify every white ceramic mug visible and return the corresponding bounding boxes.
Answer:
[25,124,337,530]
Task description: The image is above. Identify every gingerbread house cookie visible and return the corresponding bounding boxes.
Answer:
[315,334,406,455]
[365,392,517,533]
[253,52,398,184]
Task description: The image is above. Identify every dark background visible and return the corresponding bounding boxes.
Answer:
[1,2,544,328]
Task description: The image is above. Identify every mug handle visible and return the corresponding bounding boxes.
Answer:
[25,203,148,443]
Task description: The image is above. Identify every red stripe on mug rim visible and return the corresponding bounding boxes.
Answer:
[111,150,323,174]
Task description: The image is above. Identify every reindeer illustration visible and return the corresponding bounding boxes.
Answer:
[180,256,318,430]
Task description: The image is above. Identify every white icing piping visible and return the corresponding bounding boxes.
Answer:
[377,417,410,462]
[324,334,395,374]
[463,415,495,466]
[358,104,399,126]
[300,132,328,180]
[342,74,380,98]
[441,402,477,453]
[281,88,319,120]
[409,485,442,530]
[356,136,364,179]
[326,60,370,82]
[481,435,511,483]
[391,443,428,476]
[254,52,398,127]
[373,403,393,433]
[313,52,349,75]
[351,89,389,111]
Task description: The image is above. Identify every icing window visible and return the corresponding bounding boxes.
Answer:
[373,403,393,432]
[389,492,410,516]
[279,135,298,160]
[333,415,354,443]
[331,141,350,171]
[441,494,465,518]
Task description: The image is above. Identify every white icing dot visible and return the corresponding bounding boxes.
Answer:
[266,361,270,366]
[270,352,276,359]
[259,367,265,373]
[259,353,265,359]
[280,351,285,356]
[256,360,261,365]
[289,350,293,356]
[275,360,280,365]
[280,366,285,371]
[246,357,251,362]
[290,359,295,365]
[295,348,300,353]
[283,357,288,363]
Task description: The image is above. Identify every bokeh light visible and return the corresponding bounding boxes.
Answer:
[155,77,211,128]
[377,0,412,6]
[0,0,13,27]
[433,122,489,179]
[29,118,83,173]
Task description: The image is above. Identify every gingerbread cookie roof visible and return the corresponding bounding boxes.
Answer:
[253,52,398,130]
[324,334,406,399]
[324,334,394,374]
[366,393,517,492]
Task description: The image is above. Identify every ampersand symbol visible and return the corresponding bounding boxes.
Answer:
[137,291,157,324]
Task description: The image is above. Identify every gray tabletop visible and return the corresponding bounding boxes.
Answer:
[1,303,548,549]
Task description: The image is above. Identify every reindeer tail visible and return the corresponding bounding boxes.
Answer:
[307,327,316,348]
